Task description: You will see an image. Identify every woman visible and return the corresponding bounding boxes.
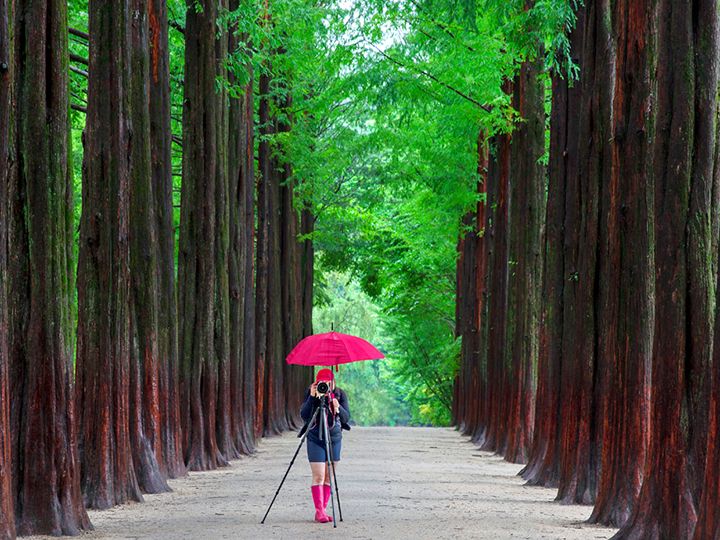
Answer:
[300,368,350,523]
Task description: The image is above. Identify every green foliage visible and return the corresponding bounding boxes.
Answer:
[63,0,577,425]
[313,271,413,426]
[233,0,575,425]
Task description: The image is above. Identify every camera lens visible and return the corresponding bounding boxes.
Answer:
[317,381,329,394]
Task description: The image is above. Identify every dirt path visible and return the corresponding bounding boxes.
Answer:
[34,427,618,539]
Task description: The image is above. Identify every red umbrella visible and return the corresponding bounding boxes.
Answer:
[286,331,385,367]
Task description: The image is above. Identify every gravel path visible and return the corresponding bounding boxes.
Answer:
[31,427,619,539]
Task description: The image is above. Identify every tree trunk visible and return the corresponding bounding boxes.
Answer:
[301,208,314,338]
[149,0,186,479]
[456,132,490,443]
[504,52,545,465]
[555,0,616,507]
[255,69,270,438]
[228,6,256,456]
[6,0,89,533]
[76,0,144,510]
[455,207,479,437]
[213,0,239,463]
[520,12,582,481]
[695,290,720,538]
[480,129,511,453]
[0,1,14,536]
[617,0,718,537]
[281,154,306,430]
[590,0,652,526]
[264,116,289,436]
[128,0,171,495]
[178,0,227,471]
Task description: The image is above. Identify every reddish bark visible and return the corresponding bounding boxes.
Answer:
[480,129,512,454]
[128,0,171,495]
[76,0,143,510]
[178,0,226,471]
[149,0,185,479]
[0,1,13,536]
[455,208,478,436]
[520,23,582,483]
[695,321,720,539]
[255,68,270,438]
[147,0,185,478]
[264,113,289,436]
[554,0,616,507]
[214,0,240,462]
[504,53,545,465]
[228,9,257,456]
[455,133,490,443]
[617,0,718,537]
[281,159,307,430]
[6,0,89,532]
[591,0,652,523]
[470,135,490,444]
[255,54,310,435]
[695,27,720,533]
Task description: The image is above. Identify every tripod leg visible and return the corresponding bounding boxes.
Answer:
[260,407,320,524]
[322,406,337,528]
[330,456,343,521]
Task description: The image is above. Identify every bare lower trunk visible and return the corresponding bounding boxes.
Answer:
[7,0,89,533]
[149,0,185,479]
[0,1,13,536]
[178,0,226,472]
[76,0,143,511]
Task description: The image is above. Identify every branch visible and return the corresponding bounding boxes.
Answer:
[71,103,87,114]
[69,27,89,41]
[368,43,491,112]
[169,19,185,35]
[70,53,88,66]
[70,65,88,78]
[409,0,477,53]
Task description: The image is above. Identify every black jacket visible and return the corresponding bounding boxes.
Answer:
[299,387,350,441]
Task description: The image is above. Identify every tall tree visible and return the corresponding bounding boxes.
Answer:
[619,0,719,536]
[454,134,490,443]
[178,0,227,471]
[128,0,172,494]
[214,0,239,463]
[76,0,144,509]
[480,128,512,454]
[300,208,314,338]
[255,64,270,438]
[590,0,652,525]
[503,51,545,465]
[228,0,257,456]
[149,0,186,478]
[0,1,13,536]
[454,207,480,436]
[7,0,90,532]
[520,10,583,483]
[263,88,289,436]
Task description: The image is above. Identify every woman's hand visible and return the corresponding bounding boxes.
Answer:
[310,382,318,398]
[331,398,340,414]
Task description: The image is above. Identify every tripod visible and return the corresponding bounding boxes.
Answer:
[261,395,343,527]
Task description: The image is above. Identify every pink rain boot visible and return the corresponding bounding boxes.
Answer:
[311,485,331,523]
[323,484,333,521]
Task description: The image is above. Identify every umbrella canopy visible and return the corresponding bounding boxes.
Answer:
[286,331,385,367]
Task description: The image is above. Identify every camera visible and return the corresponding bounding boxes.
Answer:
[316,381,330,395]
